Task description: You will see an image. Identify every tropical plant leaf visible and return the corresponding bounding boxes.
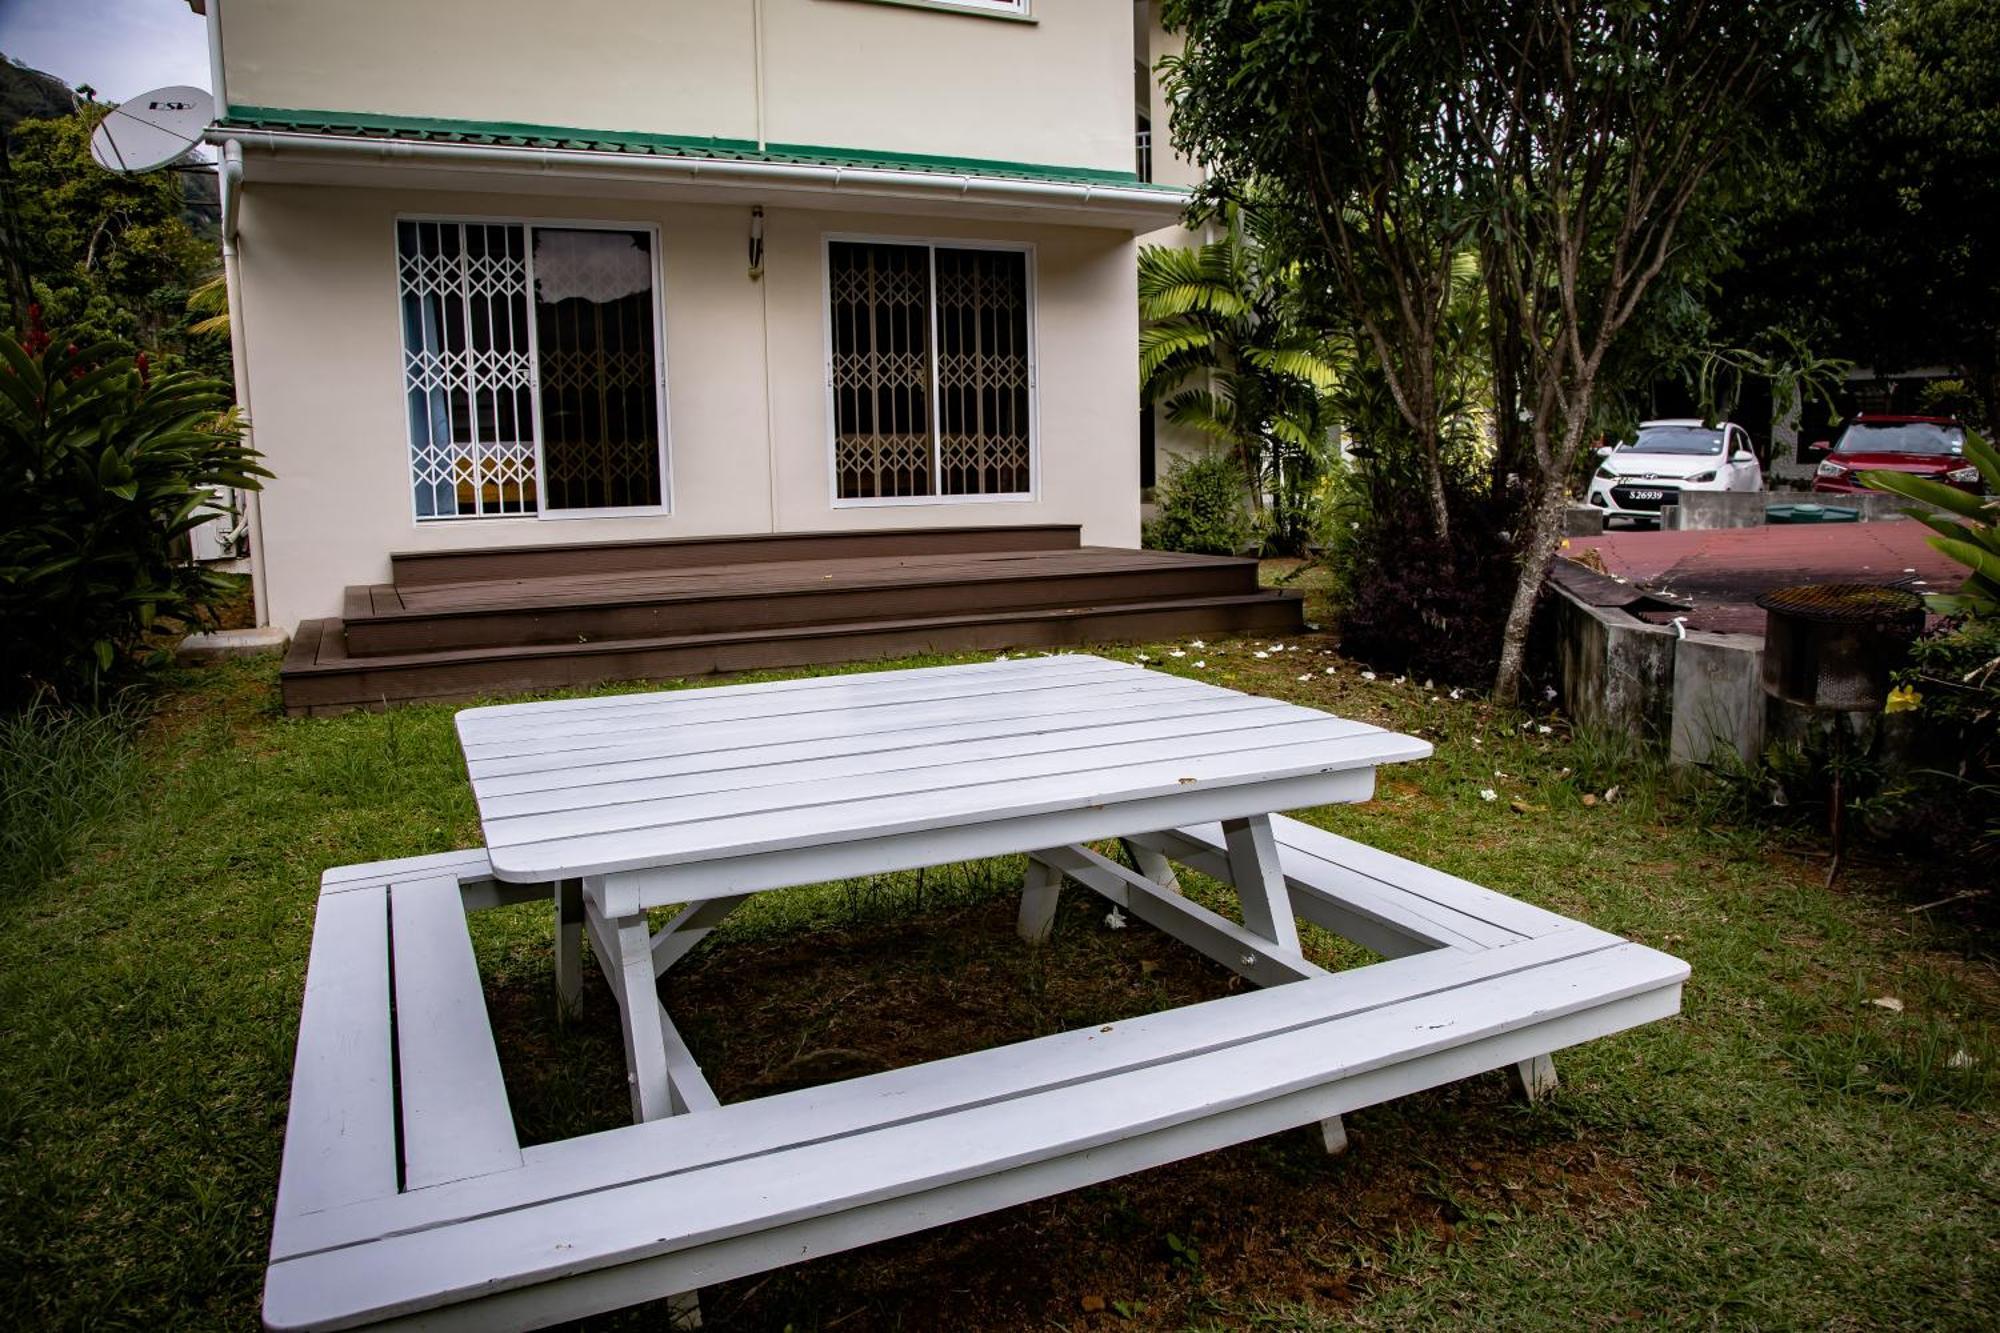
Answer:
[1860,467,1990,521]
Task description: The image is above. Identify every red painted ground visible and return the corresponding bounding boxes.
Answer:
[1565,521,1958,634]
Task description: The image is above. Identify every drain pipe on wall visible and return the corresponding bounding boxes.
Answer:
[219,138,271,627]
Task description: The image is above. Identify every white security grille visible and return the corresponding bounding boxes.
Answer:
[829,240,1032,502]
[398,221,538,518]
[830,242,934,499]
[935,248,1030,496]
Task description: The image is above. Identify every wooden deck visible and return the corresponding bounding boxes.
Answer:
[280,527,1303,715]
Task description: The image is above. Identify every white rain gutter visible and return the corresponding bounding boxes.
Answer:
[218,138,270,626]
[205,128,1188,223]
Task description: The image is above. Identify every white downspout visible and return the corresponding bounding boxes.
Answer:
[219,139,270,627]
[752,0,768,152]
[204,0,227,115]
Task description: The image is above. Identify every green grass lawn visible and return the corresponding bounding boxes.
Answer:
[1,629,1994,1330]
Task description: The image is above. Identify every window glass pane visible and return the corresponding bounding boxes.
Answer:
[532,227,664,511]
[829,241,934,499]
[935,247,1029,495]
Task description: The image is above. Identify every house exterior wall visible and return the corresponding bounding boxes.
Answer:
[215,0,1131,172]
[233,183,1140,629]
[1137,2,1217,481]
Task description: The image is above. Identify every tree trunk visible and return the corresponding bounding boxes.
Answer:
[1491,478,1571,706]
[1424,453,1452,542]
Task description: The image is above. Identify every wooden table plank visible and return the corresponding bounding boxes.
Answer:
[266,942,1685,1325]
[272,887,398,1223]
[458,657,1430,884]
[469,692,1283,799]
[484,731,1428,880]
[457,653,1131,731]
[272,927,1626,1259]
[457,657,1151,753]
[389,876,522,1190]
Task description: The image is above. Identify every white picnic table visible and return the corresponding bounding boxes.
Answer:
[264,654,1688,1331]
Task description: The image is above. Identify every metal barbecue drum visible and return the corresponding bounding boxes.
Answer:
[1755,583,1926,712]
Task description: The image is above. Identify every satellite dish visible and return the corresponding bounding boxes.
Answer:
[89,85,214,174]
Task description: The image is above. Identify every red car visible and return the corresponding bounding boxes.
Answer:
[1810,414,1982,494]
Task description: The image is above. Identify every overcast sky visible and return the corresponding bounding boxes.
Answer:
[0,0,210,103]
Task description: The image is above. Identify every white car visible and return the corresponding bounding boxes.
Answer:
[1584,419,1763,525]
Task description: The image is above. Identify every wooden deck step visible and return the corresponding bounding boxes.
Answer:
[279,590,1305,716]
[343,548,1258,655]
[389,524,1082,588]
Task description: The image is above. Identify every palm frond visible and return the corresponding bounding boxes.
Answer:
[1140,322,1222,394]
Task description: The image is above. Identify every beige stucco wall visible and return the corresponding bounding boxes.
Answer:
[232,182,1140,630]
[218,0,1131,172]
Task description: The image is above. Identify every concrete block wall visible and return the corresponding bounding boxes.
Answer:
[1553,585,1766,766]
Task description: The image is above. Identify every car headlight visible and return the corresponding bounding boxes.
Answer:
[1688,470,1716,484]
[1595,465,1617,480]
[1947,465,1979,484]
[1816,460,1847,478]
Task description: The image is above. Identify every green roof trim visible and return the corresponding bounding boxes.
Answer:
[220,105,1186,194]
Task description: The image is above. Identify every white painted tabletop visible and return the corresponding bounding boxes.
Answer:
[456,654,1432,884]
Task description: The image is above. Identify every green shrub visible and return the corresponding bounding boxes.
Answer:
[1901,619,2000,853]
[1143,453,1254,555]
[0,334,267,704]
[0,696,142,896]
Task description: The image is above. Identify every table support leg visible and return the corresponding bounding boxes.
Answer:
[650,894,750,977]
[1222,815,1303,954]
[555,878,583,1018]
[1507,1053,1559,1102]
[1017,857,1063,943]
[606,912,677,1123]
[1219,816,1343,1148]
[1120,838,1181,893]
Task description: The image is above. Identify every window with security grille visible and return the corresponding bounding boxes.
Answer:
[396,220,665,519]
[828,240,1032,502]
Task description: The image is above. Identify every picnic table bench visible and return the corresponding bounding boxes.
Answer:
[264,656,1687,1330]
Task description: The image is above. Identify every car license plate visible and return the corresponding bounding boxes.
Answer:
[1627,489,1663,500]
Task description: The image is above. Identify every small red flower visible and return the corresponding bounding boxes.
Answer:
[22,303,51,357]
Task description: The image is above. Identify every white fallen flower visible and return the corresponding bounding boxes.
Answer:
[1105,906,1128,930]
[1254,651,1270,659]
[1360,670,1377,680]
[1423,679,1435,690]
[1432,696,1442,703]
[1449,687,1464,700]
[1323,667,1337,677]
[1192,659,1206,668]
[995,653,1010,661]
[1544,686,1558,702]
[1135,653,1151,663]
[1536,724,1553,735]
[1189,639,1206,649]
[1949,1049,1976,1069]
[1479,788,1499,802]
[1168,649,1186,658]
[1472,737,1483,747]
